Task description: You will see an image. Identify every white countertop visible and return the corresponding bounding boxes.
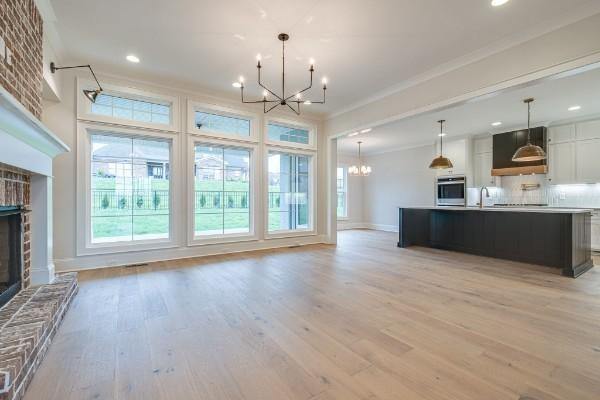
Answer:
[399,206,593,214]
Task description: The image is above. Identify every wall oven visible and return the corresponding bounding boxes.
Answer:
[436,175,466,206]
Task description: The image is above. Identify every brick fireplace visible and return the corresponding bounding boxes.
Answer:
[0,165,31,308]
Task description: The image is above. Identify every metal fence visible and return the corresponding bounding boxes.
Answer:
[92,190,310,211]
[93,189,170,211]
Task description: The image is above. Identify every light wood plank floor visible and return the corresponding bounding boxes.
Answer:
[25,230,600,400]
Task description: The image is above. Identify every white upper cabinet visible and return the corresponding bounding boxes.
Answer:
[548,124,575,144]
[576,120,600,141]
[436,138,467,176]
[576,139,600,183]
[547,142,575,184]
[471,137,498,187]
[473,136,492,154]
[473,151,495,187]
[546,118,600,184]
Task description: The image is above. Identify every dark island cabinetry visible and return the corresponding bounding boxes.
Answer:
[398,207,593,278]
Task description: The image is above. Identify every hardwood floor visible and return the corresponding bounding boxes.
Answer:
[25,230,600,400]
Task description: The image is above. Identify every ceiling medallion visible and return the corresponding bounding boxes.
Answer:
[234,33,327,115]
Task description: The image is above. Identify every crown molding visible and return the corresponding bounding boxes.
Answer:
[327,2,600,119]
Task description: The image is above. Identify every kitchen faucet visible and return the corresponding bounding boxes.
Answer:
[479,186,490,208]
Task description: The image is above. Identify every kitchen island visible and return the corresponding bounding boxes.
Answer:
[398,206,594,277]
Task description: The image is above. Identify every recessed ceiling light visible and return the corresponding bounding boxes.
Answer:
[491,0,509,6]
[438,133,447,137]
[233,34,246,41]
[568,105,581,111]
[491,121,502,126]
[232,82,242,88]
[348,132,359,137]
[126,54,140,63]
[360,128,372,134]
[303,100,312,105]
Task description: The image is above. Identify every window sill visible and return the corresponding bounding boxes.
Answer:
[77,238,178,257]
[188,233,258,247]
[265,229,317,240]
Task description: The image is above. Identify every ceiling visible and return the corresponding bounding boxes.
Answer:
[51,0,599,116]
[338,64,600,155]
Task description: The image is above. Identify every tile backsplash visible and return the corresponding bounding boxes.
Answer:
[468,174,600,209]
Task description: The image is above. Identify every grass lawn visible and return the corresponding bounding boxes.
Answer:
[91,177,302,240]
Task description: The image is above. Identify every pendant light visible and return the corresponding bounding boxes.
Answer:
[429,119,453,169]
[348,141,372,176]
[512,98,546,162]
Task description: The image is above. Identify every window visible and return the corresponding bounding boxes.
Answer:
[268,122,310,145]
[195,111,250,137]
[90,134,171,243]
[268,151,312,232]
[91,93,171,125]
[194,144,251,237]
[337,167,348,218]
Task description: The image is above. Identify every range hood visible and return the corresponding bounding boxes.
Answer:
[492,126,547,176]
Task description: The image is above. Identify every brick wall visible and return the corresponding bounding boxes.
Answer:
[0,0,44,119]
[0,163,31,288]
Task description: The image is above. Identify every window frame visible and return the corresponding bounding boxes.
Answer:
[76,122,181,256]
[336,165,349,220]
[187,135,259,246]
[187,101,259,143]
[264,117,316,150]
[77,78,180,132]
[264,146,317,239]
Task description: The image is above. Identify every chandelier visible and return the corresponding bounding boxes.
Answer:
[233,33,327,115]
[349,141,372,176]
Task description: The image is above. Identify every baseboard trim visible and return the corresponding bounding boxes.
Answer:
[54,235,329,272]
[337,222,399,233]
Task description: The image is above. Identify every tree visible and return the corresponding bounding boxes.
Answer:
[199,193,206,208]
[118,196,128,209]
[213,193,221,208]
[241,194,247,208]
[101,194,110,209]
[153,191,161,210]
[136,195,144,208]
[228,195,234,209]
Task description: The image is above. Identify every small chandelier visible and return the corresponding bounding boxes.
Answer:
[512,98,546,162]
[349,141,372,176]
[429,119,454,169]
[233,33,327,115]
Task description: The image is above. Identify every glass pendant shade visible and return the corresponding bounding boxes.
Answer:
[512,98,546,162]
[512,143,546,162]
[429,119,453,169]
[83,89,102,103]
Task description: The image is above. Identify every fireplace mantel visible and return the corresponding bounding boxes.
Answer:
[0,87,69,286]
[0,86,69,177]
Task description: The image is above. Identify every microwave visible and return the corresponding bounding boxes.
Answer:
[436,175,466,206]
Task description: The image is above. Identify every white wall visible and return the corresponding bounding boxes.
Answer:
[325,13,600,137]
[359,145,437,231]
[42,70,328,271]
[337,154,364,229]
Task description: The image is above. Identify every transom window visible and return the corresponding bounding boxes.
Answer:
[268,122,310,145]
[91,93,171,125]
[268,151,311,232]
[90,134,171,243]
[195,111,251,137]
[337,166,348,218]
[194,144,251,236]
